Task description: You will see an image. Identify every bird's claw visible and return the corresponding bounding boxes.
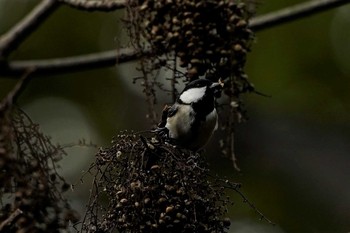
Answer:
[154,127,169,140]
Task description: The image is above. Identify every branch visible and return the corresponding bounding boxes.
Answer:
[0,0,59,59]
[218,179,275,225]
[1,0,349,77]
[1,48,142,76]
[0,209,23,231]
[0,69,33,112]
[59,0,126,11]
[250,0,349,31]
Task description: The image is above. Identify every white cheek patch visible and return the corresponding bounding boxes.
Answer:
[179,86,206,104]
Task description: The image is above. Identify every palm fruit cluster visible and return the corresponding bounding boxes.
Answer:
[128,0,254,85]
[83,132,231,233]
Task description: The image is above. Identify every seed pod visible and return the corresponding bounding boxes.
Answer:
[158,197,167,204]
[226,25,234,32]
[185,30,193,37]
[229,15,238,23]
[236,19,247,27]
[120,198,128,204]
[185,199,192,205]
[184,11,192,17]
[155,35,164,42]
[187,42,195,49]
[190,58,201,65]
[151,165,160,170]
[185,18,193,25]
[172,17,180,25]
[165,205,174,213]
[234,44,243,52]
[130,180,141,189]
[187,67,198,78]
[173,219,180,224]
[139,3,148,11]
[151,26,159,35]
[144,197,151,205]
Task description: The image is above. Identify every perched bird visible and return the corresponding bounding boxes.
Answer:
[157,79,223,151]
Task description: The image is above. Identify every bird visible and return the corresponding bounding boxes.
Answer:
[157,78,223,151]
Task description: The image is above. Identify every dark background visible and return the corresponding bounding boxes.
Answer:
[1,1,349,232]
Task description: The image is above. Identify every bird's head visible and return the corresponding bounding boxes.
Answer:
[179,79,224,104]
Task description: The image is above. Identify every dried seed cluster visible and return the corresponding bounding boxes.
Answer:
[0,109,79,232]
[128,0,254,82]
[83,132,231,233]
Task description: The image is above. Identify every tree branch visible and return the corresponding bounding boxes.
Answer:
[59,0,126,11]
[0,209,23,231]
[1,0,349,77]
[0,0,60,59]
[1,48,142,76]
[249,0,349,31]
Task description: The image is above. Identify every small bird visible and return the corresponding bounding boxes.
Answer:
[157,79,223,151]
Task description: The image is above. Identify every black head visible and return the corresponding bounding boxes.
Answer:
[178,79,223,107]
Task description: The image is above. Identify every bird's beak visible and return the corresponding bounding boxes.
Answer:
[218,78,225,88]
[210,80,224,98]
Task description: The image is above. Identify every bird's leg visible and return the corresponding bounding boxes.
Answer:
[154,127,179,146]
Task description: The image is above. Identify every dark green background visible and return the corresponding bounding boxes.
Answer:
[1,1,350,232]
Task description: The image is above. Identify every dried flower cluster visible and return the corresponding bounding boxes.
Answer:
[82,132,232,233]
[129,0,254,83]
[0,109,79,232]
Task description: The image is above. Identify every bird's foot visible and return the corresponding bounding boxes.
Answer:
[153,127,169,139]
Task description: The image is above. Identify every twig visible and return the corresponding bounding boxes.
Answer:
[1,0,349,76]
[59,0,126,11]
[1,48,143,76]
[0,208,23,231]
[0,69,34,112]
[0,0,59,58]
[233,187,275,225]
[250,0,349,31]
[219,179,275,225]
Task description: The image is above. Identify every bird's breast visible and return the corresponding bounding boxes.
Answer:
[165,105,194,139]
[165,105,218,150]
